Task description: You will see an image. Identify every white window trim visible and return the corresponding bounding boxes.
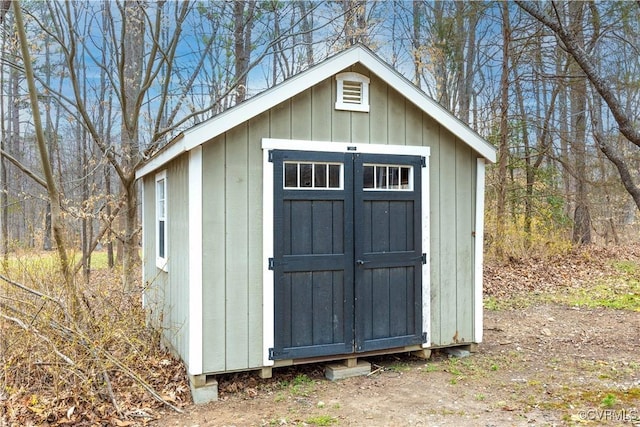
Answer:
[155,170,168,271]
[335,72,370,113]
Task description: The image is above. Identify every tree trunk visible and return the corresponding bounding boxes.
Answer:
[495,2,510,257]
[120,0,145,290]
[412,0,422,89]
[13,0,79,316]
[568,2,591,245]
[234,1,256,103]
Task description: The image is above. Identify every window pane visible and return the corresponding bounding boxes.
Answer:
[389,167,400,189]
[401,167,410,189]
[300,163,313,187]
[376,166,387,189]
[158,220,165,258]
[329,164,341,188]
[314,164,327,187]
[284,163,298,187]
[363,165,374,189]
[157,179,165,199]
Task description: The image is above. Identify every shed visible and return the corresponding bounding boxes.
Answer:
[135,45,497,402]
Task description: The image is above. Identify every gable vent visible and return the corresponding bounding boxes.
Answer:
[335,72,370,113]
[342,80,363,104]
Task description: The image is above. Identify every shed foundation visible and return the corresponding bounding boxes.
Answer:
[324,360,371,381]
[189,375,218,404]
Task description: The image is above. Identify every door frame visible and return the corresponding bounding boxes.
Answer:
[262,138,431,367]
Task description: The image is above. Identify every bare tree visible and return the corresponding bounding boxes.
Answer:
[516,0,640,212]
[12,0,79,315]
[494,1,511,257]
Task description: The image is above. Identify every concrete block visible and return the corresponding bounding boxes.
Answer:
[325,360,371,381]
[189,376,218,404]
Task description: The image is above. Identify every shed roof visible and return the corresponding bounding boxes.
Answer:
[136,45,496,179]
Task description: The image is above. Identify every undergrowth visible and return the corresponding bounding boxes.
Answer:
[484,244,640,311]
[0,252,189,425]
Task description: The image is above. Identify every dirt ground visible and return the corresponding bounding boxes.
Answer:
[154,302,640,426]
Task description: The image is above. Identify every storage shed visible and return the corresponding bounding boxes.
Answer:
[135,45,497,402]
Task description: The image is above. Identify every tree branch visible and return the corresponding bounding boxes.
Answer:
[515,0,640,147]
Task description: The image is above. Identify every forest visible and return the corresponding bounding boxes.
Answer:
[0,0,639,424]
[0,0,638,274]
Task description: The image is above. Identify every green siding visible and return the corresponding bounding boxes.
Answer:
[202,136,226,372]
[292,89,312,140]
[387,87,406,144]
[455,140,474,344]
[247,112,269,368]
[166,156,191,361]
[225,123,250,371]
[437,129,458,346]
[311,78,332,141]
[142,176,165,326]
[423,115,442,344]
[142,156,191,362]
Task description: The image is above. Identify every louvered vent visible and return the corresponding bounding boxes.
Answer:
[342,80,363,104]
[335,72,370,112]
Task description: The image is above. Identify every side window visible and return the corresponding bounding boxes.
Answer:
[156,170,168,270]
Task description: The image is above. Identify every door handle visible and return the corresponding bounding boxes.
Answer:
[356,259,370,265]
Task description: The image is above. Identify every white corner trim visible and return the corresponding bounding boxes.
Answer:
[421,153,431,348]
[262,147,275,367]
[421,154,431,348]
[141,180,146,308]
[474,158,486,344]
[188,146,203,375]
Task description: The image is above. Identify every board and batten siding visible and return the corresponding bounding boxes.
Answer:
[142,154,191,365]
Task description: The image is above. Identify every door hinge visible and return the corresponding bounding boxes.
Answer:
[421,253,427,265]
[421,156,426,167]
[269,348,286,360]
[268,150,274,162]
[268,258,274,270]
[422,332,428,343]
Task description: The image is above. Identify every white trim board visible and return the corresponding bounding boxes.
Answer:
[473,158,486,344]
[262,138,431,363]
[262,138,431,157]
[188,147,204,375]
[136,45,495,179]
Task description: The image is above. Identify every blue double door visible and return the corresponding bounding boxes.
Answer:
[270,150,424,360]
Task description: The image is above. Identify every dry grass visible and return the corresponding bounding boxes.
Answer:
[0,254,190,426]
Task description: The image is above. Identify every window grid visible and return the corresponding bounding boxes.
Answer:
[363,164,413,191]
[284,161,343,190]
